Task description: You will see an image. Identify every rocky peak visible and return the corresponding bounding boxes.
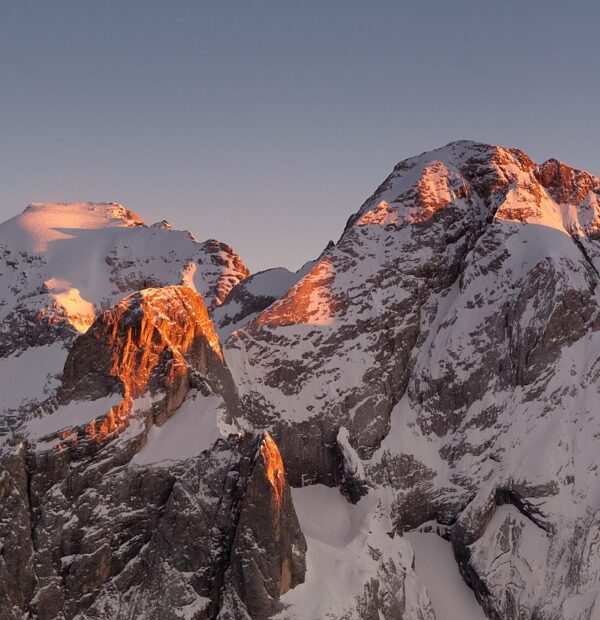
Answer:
[0,202,249,358]
[58,285,228,443]
[197,239,251,309]
[344,141,535,232]
[219,432,307,619]
[535,157,600,204]
[222,142,600,618]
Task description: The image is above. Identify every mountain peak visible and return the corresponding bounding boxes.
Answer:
[0,202,144,253]
[535,157,600,204]
[24,201,144,224]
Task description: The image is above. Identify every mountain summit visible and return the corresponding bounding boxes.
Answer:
[1,142,600,619]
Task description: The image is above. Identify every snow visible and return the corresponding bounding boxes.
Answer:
[282,486,484,620]
[405,531,486,620]
[467,504,550,613]
[247,261,316,299]
[174,598,211,619]
[131,391,226,465]
[0,202,247,333]
[279,485,432,619]
[337,426,365,479]
[0,202,142,253]
[46,279,96,332]
[26,394,121,441]
[0,343,66,411]
[240,267,298,298]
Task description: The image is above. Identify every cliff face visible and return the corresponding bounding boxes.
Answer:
[2,142,600,619]
[60,285,226,436]
[218,433,307,620]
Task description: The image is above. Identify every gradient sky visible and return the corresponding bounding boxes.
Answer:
[1,1,599,272]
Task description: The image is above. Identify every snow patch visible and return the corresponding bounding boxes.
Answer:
[131,391,227,465]
[27,394,121,441]
[405,531,486,620]
[0,343,66,411]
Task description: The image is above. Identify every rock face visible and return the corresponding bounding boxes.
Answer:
[212,262,318,340]
[60,285,229,437]
[0,430,302,620]
[0,446,35,619]
[218,433,307,619]
[3,141,600,619]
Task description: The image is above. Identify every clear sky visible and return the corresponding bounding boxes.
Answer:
[1,1,598,272]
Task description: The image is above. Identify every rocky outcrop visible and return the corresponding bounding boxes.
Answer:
[23,285,239,510]
[198,239,250,310]
[218,433,306,619]
[60,285,229,436]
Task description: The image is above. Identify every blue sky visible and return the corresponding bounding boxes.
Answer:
[1,1,598,271]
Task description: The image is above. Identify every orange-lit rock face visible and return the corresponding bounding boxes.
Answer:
[536,158,600,205]
[101,286,222,399]
[412,161,466,222]
[60,285,223,442]
[254,258,341,328]
[259,433,285,508]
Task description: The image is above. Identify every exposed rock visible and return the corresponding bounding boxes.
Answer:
[0,445,36,620]
[213,262,317,341]
[24,285,239,508]
[218,433,307,619]
[60,285,228,433]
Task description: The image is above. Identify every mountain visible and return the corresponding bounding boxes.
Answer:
[0,202,248,440]
[0,202,248,355]
[1,141,600,619]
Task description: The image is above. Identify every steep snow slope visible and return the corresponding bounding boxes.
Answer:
[225,140,600,619]
[280,485,435,619]
[131,391,230,465]
[405,530,485,620]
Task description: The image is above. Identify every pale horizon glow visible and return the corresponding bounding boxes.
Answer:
[1,1,598,272]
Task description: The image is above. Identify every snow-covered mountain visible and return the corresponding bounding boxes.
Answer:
[2,142,600,619]
[0,202,248,440]
[0,202,248,354]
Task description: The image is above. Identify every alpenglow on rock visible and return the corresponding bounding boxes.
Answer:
[2,141,600,619]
